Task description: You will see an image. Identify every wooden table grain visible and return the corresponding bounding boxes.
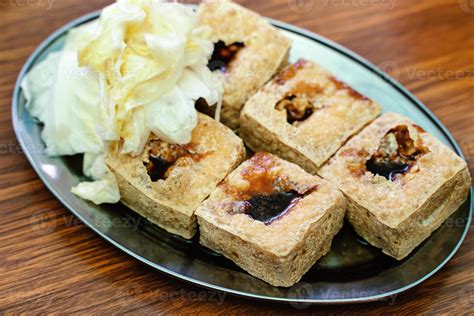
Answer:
[1,0,473,314]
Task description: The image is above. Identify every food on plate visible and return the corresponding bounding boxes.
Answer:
[19,0,472,287]
[106,113,246,239]
[319,113,472,260]
[240,59,382,174]
[197,0,292,129]
[196,153,346,287]
[21,0,223,204]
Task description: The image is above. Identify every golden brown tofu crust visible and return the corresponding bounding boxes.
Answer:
[240,59,382,174]
[319,113,472,259]
[196,153,346,286]
[106,113,246,239]
[198,0,292,129]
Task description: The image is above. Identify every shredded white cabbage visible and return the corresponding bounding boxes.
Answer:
[21,0,223,205]
[79,0,222,155]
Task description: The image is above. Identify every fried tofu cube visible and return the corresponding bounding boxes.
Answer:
[198,0,291,129]
[240,59,381,174]
[196,152,346,287]
[319,113,472,260]
[106,113,246,239]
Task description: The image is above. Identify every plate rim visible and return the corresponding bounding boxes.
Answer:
[11,10,473,305]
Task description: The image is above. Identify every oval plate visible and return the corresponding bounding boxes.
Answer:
[12,10,473,304]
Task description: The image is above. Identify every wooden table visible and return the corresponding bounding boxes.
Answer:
[1,0,473,314]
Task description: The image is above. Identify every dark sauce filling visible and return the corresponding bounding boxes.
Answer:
[275,82,325,125]
[143,141,191,181]
[274,60,367,126]
[224,153,317,225]
[207,41,245,72]
[195,97,215,117]
[366,159,410,181]
[366,125,429,181]
[276,95,314,124]
[146,156,174,182]
[245,191,301,225]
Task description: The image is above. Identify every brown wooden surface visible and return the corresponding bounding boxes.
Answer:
[1,0,473,314]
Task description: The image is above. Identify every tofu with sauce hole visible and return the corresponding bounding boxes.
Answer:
[197,0,292,129]
[240,59,381,174]
[196,152,346,287]
[319,113,472,260]
[106,113,246,239]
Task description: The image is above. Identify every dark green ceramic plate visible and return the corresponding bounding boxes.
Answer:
[12,10,473,304]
